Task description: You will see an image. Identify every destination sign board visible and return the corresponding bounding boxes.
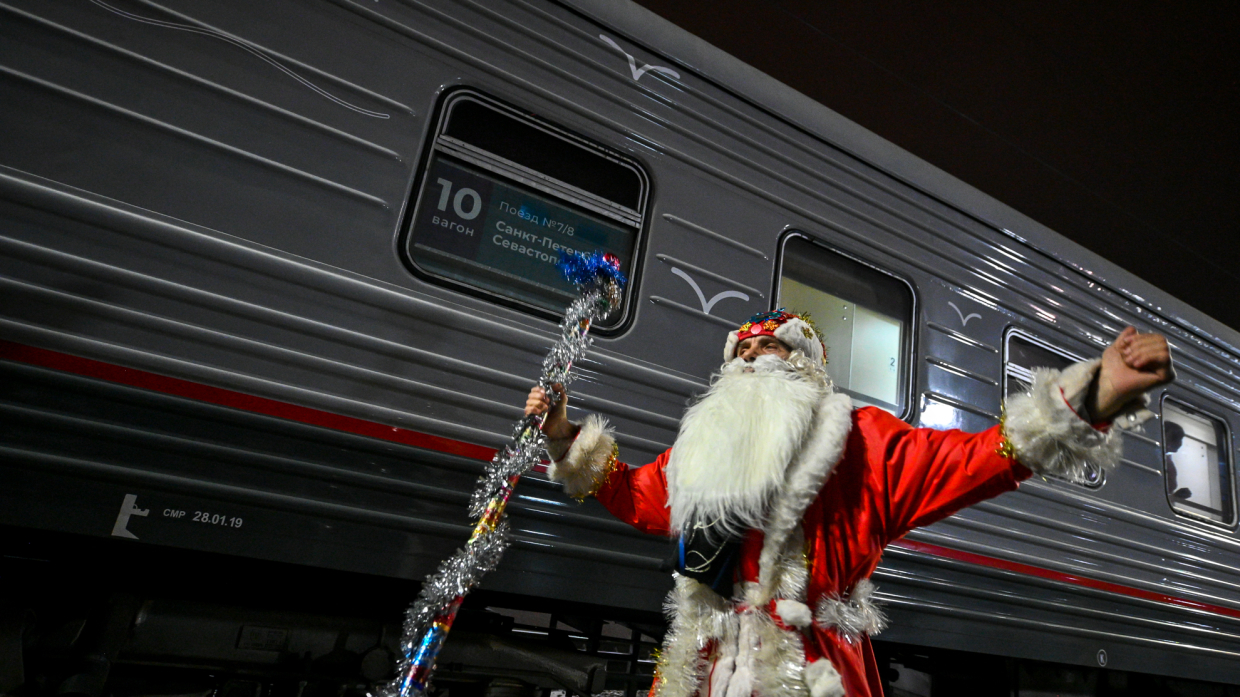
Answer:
[407,156,637,322]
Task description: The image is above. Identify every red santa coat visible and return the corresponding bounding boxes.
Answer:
[549,361,1122,697]
[592,406,1030,697]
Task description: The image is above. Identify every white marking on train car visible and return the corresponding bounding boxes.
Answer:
[110,493,148,539]
[947,301,982,327]
[671,267,749,315]
[90,0,392,119]
[599,35,681,82]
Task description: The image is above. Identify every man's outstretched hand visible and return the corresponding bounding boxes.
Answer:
[1090,327,1174,421]
[524,383,578,441]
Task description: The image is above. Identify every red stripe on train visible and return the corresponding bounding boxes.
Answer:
[890,538,1240,620]
[0,339,498,461]
[4,340,1236,621]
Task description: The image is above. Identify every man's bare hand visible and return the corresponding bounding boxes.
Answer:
[1090,327,1173,421]
[524,383,577,441]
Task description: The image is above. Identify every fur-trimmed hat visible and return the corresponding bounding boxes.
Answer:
[723,309,827,368]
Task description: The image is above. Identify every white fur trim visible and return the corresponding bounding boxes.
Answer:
[723,330,741,364]
[757,392,854,602]
[805,659,845,697]
[722,320,826,369]
[723,609,755,697]
[740,590,811,697]
[708,654,736,697]
[774,318,826,369]
[657,577,817,697]
[656,575,737,697]
[814,578,888,641]
[775,599,813,630]
[546,415,616,499]
[1003,359,1123,483]
[773,529,810,601]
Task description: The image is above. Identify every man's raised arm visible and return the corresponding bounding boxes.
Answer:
[846,327,1174,545]
[1003,326,1173,481]
[525,383,672,536]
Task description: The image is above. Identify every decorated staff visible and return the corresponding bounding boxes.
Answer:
[380,251,626,697]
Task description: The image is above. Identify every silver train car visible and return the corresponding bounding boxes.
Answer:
[3,0,1240,695]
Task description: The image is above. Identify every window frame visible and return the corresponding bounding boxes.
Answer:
[1002,327,1105,488]
[773,230,918,421]
[1002,327,1085,394]
[1160,393,1238,530]
[398,88,650,334]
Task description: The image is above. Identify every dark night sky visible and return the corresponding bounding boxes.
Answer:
[631,1,1240,333]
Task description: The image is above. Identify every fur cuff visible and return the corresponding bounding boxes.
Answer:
[546,415,618,499]
[1003,359,1123,482]
[804,659,845,697]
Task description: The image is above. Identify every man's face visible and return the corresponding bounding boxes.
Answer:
[736,335,791,362]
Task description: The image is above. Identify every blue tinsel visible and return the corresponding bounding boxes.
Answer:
[746,308,791,323]
[557,250,627,288]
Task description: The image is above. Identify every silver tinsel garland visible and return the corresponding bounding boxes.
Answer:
[467,292,601,517]
[379,253,623,697]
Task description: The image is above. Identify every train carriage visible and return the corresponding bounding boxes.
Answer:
[3,0,1240,694]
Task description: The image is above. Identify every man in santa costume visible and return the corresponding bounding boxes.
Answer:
[524,310,1172,697]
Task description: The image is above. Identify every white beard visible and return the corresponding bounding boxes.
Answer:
[667,354,828,536]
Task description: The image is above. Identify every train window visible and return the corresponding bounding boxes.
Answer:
[1162,398,1235,527]
[401,90,647,328]
[777,234,914,416]
[1003,330,1103,487]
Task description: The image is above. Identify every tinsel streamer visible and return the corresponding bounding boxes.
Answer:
[379,251,626,697]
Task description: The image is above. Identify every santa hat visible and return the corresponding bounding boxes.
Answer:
[723,309,827,368]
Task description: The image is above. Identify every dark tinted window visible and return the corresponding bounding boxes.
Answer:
[403,91,646,327]
[443,100,642,210]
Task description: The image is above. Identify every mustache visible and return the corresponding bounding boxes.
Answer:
[719,353,792,375]
[716,351,834,393]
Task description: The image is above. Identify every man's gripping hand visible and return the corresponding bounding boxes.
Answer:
[1090,327,1174,421]
[524,383,577,441]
